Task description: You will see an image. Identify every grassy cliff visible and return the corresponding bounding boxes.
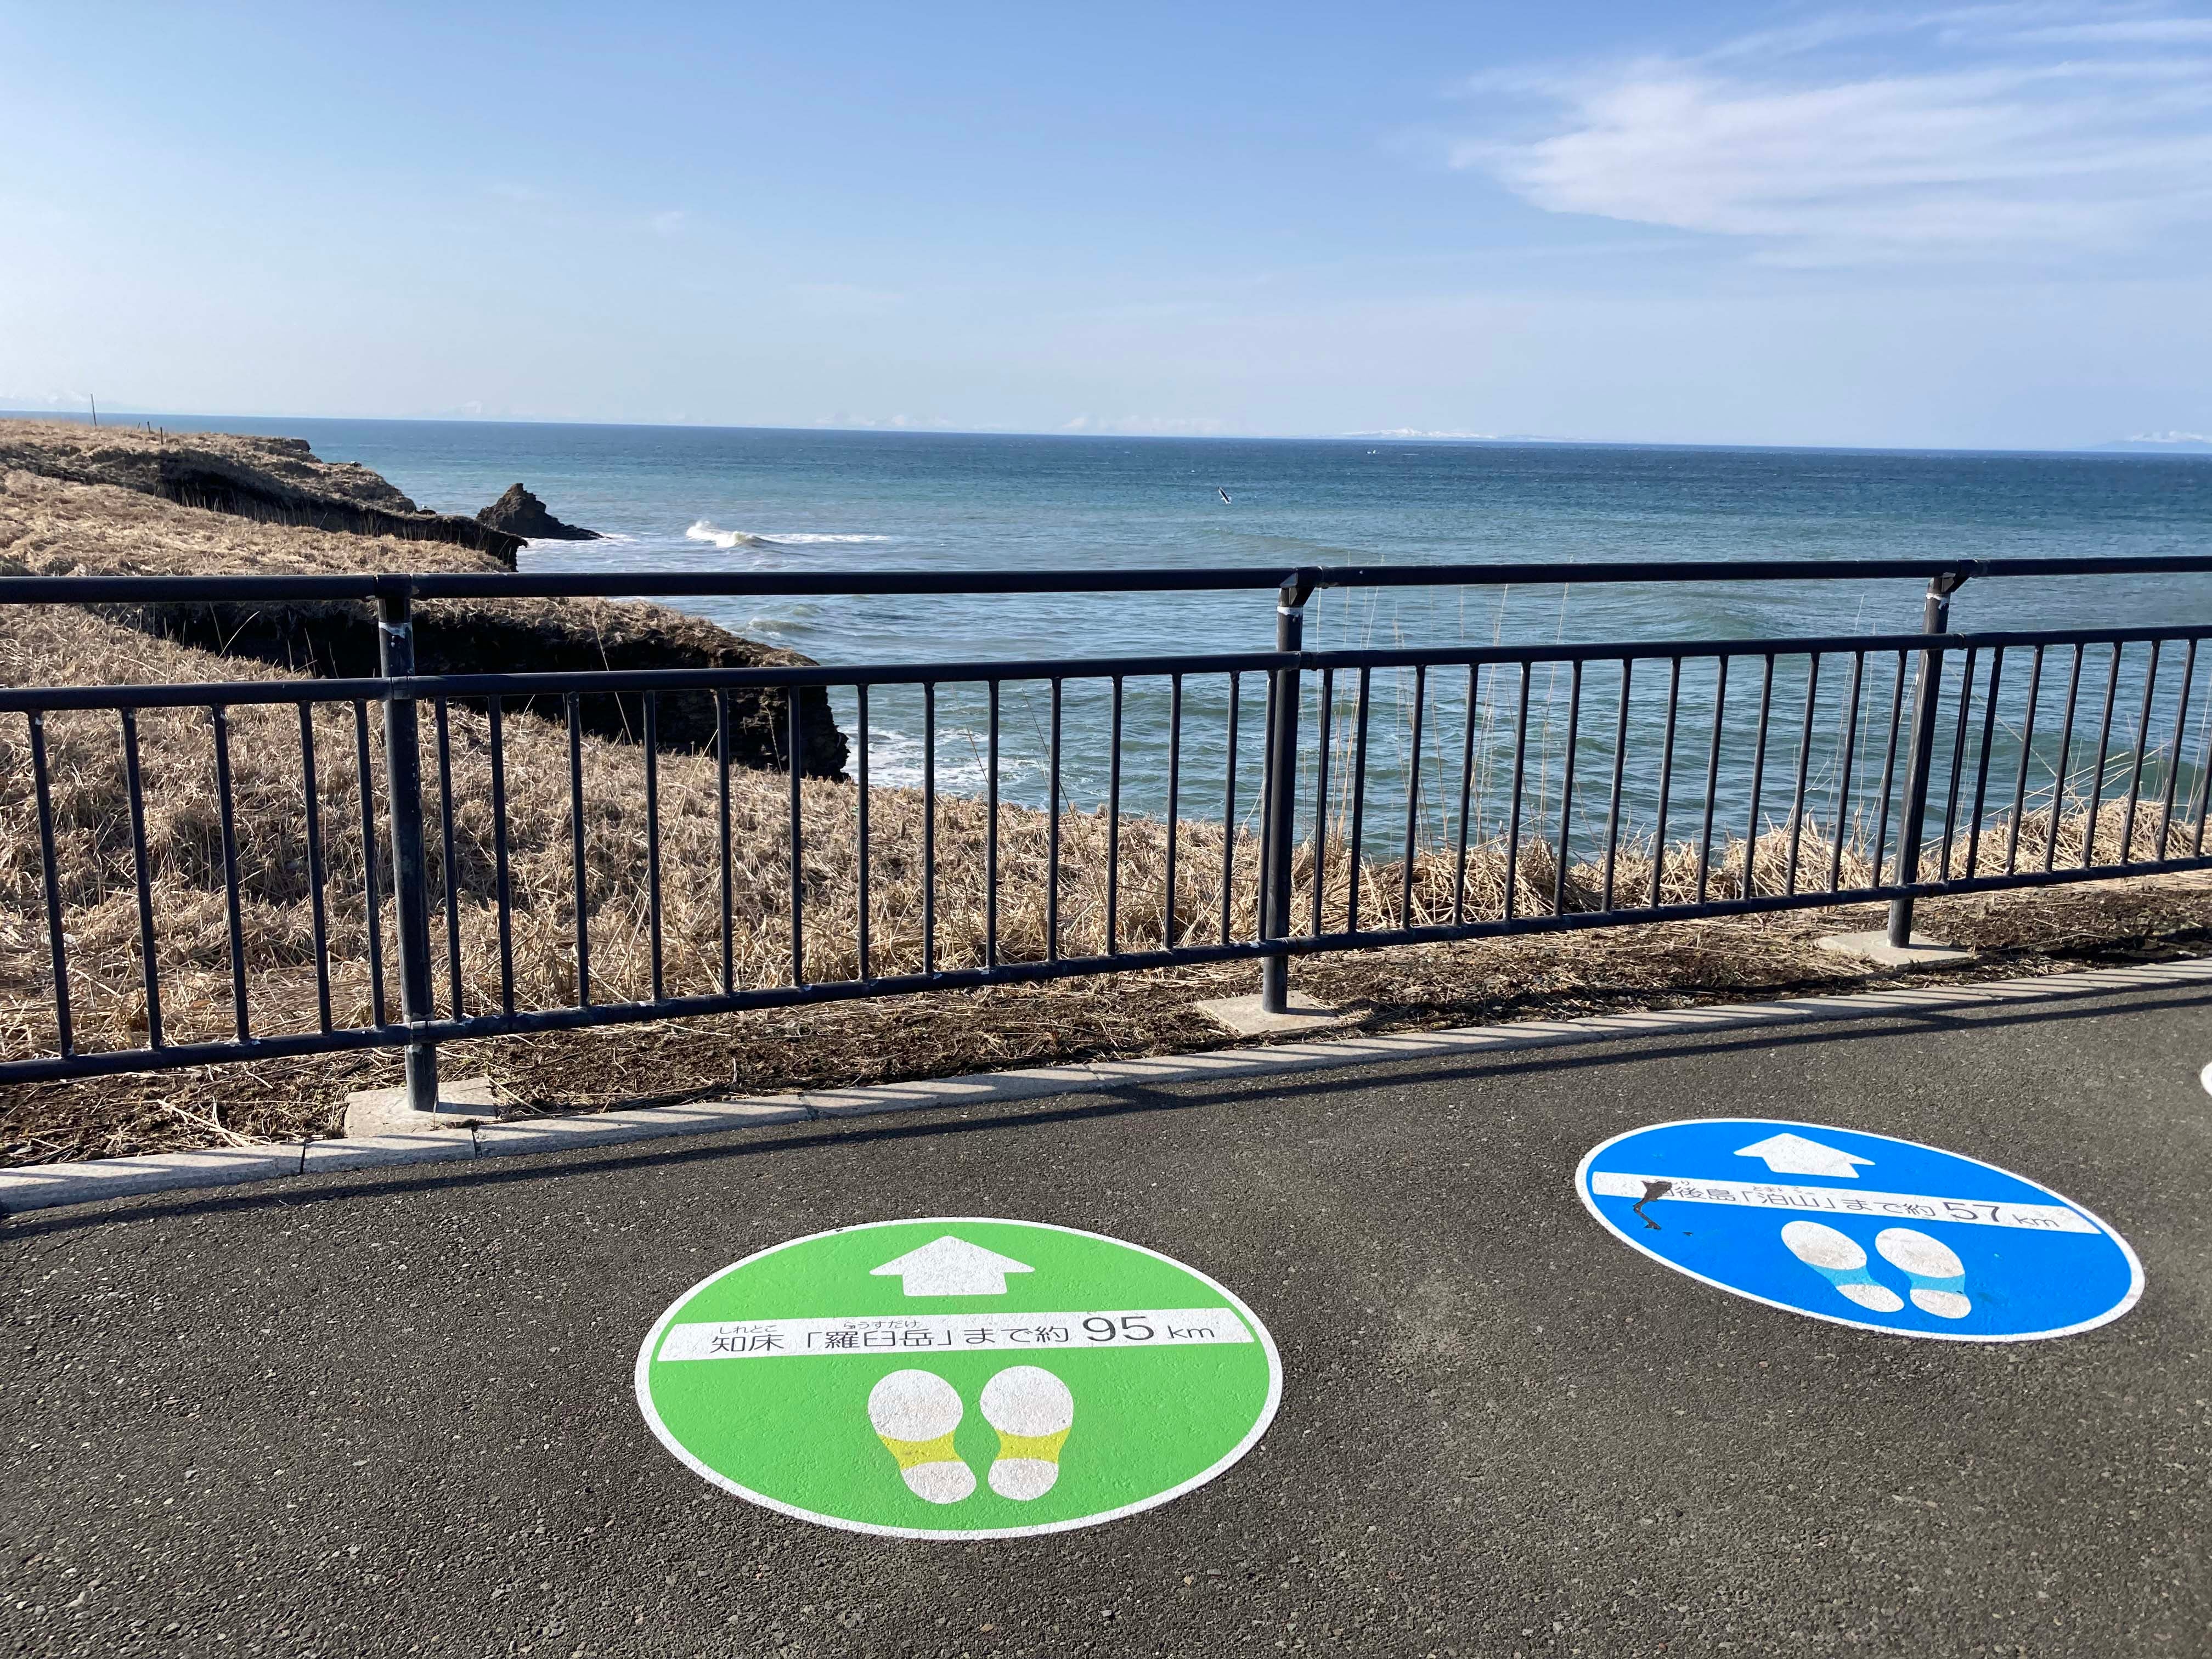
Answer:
[0,419,524,561]
[0,430,846,772]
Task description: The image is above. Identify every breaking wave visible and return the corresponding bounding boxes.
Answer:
[685,519,894,550]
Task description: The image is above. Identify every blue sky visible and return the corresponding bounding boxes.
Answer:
[3,1,2210,448]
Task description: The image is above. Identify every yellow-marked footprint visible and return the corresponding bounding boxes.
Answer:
[979,1365,1075,1502]
[867,1369,976,1504]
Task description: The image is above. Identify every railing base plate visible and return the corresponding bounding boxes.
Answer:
[342,1075,500,1139]
[1814,929,1977,971]
[1194,990,1345,1038]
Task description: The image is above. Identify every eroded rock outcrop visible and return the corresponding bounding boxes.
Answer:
[0,462,847,776]
[0,420,523,566]
[477,483,601,541]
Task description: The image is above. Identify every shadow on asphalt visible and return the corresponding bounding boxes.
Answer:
[8,982,2207,1242]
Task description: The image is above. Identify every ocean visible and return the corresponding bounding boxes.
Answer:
[127,417,2212,853]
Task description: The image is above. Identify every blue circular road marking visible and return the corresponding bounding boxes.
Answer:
[1577,1118,2143,1342]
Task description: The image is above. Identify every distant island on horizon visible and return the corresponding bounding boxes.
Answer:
[2092,432,2212,453]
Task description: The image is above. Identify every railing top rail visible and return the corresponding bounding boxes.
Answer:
[4,552,2212,607]
[2,619,2207,713]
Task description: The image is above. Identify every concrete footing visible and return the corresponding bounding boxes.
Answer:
[1193,990,1346,1037]
[1815,930,1976,970]
[342,1075,501,1139]
[9,957,2212,1217]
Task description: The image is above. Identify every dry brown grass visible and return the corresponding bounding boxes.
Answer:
[0,465,479,578]
[5,599,2210,1169]
[0,465,843,770]
[0,417,421,513]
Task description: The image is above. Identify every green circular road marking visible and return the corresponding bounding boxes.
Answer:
[634,1218,1282,1539]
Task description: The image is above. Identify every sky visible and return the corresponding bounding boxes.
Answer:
[3,1,2210,449]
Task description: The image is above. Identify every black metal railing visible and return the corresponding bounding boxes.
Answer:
[4,556,2211,1105]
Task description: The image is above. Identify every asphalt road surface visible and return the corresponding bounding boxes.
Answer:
[5,978,2209,1658]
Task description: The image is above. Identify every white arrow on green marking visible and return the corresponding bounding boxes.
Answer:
[870,1235,1034,1296]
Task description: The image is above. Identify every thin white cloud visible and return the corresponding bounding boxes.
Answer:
[2014,19,2212,44]
[815,412,956,430]
[1059,414,1229,436]
[1454,2,2212,264]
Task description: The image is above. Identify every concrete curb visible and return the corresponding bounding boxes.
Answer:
[7,957,2211,1217]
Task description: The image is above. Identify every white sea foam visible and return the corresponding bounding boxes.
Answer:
[684,520,772,550]
[527,530,641,548]
[859,726,995,793]
[685,518,894,549]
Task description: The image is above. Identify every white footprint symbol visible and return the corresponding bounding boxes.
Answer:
[1780,1220,1905,1313]
[867,1369,976,1504]
[1876,1227,1972,1318]
[979,1365,1075,1501]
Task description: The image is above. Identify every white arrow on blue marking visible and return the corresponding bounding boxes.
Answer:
[870,1236,1035,1297]
[1734,1132,1875,1178]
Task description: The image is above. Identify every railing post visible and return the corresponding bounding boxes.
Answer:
[1260,570,1314,1013]
[377,578,441,1113]
[1887,572,1964,947]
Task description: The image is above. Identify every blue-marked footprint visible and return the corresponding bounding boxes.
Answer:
[1780,1221,1905,1313]
[1876,1227,1971,1319]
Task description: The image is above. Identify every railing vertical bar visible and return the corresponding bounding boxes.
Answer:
[1651,657,1681,909]
[1452,664,1476,927]
[2005,648,2044,876]
[2119,640,2162,865]
[1347,667,1372,933]
[2155,641,2196,857]
[922,682,936,977]
[1553,661,1583,916]
[433,697,464,1018]
[488,697,515,1014]
[644,692,664,1003]
[1258,580,1306,1010]
[1784,653,1820,895]
[1740,656,1774,901]
[1221,672,1240,945]
[1871,652,1906,885]
[294,712,331,1040]
[26,713,73,1056]
[2084,644,2123,868]
[1311,667,1335,936]
[1965,650,2005,879]
[1107,675,1124,957]
[1048,676,1064,961]
[123,709,168,1046]
[566,692,589,1007]
[1165,673,1183,948]
[1937,647,1977,881]
[374,585,436,1110]
[1695,657,1729,904]
[983,680,997,969]
[1256,668,1277,948]
[1827,653,1864,895]
[1600,659,1632,910]
[354,701,386,1027]
[2191,661,2212,857]
[2045,645,2085,874]
[789,687,806,986]
[1886,581,1955,944]
[716,690,736,992]
[210,706,249,1041]
[854,686,870,981]
[1401,665,1425,929]
[1504,662,1531,921]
